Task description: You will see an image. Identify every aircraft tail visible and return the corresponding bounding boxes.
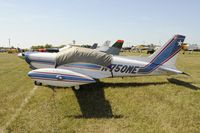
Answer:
[139,35,185,73]
[105,40,124,55]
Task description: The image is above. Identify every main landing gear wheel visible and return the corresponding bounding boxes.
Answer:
[34,81,42,86]
[72,85,80,91]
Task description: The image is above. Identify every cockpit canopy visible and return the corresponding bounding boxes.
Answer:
[55,47,112,68]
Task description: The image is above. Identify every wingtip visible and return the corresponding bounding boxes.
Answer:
[181,72,191,76]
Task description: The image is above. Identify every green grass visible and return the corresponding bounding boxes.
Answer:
[0,52,200,133]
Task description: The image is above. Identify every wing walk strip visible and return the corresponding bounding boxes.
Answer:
[0,86,39,132]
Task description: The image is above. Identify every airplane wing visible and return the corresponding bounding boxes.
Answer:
[28,68,96,88]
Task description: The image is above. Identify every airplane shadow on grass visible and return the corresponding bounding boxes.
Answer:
[71,81,168,119]
[72,86,116,119]
[68,79,200,119]
[64,78,200,119]
[167,78,200,90]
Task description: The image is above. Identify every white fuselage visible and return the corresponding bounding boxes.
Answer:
[26,34,186,88]
[26,52,169,79]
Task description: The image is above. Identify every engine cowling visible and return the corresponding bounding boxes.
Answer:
[28,68,96,87]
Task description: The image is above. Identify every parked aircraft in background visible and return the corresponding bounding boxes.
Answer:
[182,44,199,51]
[26,35,186,90]
[90,43,98,49]
[96,40,111,52]
[102,40,124,55]
[18,40,124,60]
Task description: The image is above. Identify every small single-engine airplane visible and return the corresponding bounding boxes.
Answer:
[26,35,186,90]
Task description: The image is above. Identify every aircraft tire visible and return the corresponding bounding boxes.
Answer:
[72,85,80,91]
[34,81,42,86]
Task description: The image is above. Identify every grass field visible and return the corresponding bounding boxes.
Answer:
[0,52,200,133]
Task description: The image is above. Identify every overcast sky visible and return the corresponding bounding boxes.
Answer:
[0,0,199,48]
